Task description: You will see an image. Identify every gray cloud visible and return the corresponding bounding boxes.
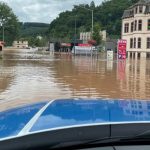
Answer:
[1,0,103,23]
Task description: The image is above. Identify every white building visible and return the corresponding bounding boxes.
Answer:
[13,41,28,48]
[119,100,150,119]
[122,0,150,58]
[80,30,107,44]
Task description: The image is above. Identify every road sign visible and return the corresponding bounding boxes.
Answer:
[107,51,113,60]
[117,39,127,59]
[50,43,54,52]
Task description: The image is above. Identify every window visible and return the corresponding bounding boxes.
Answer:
[139,6,143,13]
[147,37,150,48]
[129,10,134,17]
[130,38,133,48]
[139,105,142,109]
[124,23,129,33]
[134,38,136,48]
[138,20,142,31]
[135,7,138,14]
[148,19,150,30]
[138,38,141,48]
[131,22,134,32]
[134,20,137,31]
[139,111,143,115]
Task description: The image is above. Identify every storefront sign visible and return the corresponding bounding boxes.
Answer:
[117,39,127,59]
[78,44,92,47]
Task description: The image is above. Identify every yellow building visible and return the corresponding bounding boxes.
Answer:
[122,0,150,58]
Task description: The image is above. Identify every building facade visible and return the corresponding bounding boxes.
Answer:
[13,41,28,48]
[0,41,4,51]
[122,0,150,58]
[80,30,107,44]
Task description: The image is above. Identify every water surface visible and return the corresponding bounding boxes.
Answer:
[0,49,150,111]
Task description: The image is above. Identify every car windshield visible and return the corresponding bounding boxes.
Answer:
[0,0,150,149]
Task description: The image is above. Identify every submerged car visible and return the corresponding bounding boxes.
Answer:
[1,98,150,150]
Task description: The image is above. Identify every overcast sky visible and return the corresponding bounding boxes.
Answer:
[1,0,103,23]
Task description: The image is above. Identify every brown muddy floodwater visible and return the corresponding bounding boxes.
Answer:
[0,49,150,111]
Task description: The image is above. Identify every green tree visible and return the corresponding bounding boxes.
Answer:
[48,0,140,41]
[27,36,48,47]
[0,2,20,45]
[90,1,95,9]
[19,22,49,38]
[92,23,102,46]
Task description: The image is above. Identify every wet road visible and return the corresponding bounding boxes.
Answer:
[0,49,150,111]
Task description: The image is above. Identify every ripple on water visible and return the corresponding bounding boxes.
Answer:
[0,51,150,110]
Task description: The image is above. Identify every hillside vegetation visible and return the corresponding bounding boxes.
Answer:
[0,0,139,46]
[19,22,49,38]
[48,0,139,41]
[18,22,50,47]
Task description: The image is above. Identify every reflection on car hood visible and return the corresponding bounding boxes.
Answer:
[0,98,150,141]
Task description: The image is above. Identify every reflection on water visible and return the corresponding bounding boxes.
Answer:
[0,49,150,111]
[30,99,150,132]
[1,99,150,139]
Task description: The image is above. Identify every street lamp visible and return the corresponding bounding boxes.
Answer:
[74,15,77,55]
[2,25,4,43]
[74,5,94,35]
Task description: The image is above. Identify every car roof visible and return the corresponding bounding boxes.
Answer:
[0,98,150,141]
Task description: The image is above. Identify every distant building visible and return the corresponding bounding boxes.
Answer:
[13,41,28,48]
[122,0,150,58]
[80,30,107,43]
[119,100,150,119]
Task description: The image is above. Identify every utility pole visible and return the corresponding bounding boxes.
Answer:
[0,19,5,43]
[92,10,93,37]
[2,25,4,42]
[74,5,93,37]
[74,15,77,55]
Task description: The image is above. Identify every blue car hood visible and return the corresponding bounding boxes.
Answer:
[0,98,150,141]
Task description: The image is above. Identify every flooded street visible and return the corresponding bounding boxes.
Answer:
[0,49,150,111]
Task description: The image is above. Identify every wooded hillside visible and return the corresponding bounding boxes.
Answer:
[48,0,139,41]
